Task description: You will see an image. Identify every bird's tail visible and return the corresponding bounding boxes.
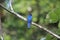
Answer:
[27,23,31,28]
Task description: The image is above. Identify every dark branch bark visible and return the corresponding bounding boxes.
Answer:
[0,4,60,39]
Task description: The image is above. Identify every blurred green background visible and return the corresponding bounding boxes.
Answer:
[0,0,60,40]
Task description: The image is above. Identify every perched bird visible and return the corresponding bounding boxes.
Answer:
[27,13,32,28]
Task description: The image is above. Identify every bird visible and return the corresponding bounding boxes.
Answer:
[27,13,32,29]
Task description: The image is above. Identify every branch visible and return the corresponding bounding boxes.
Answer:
[0,4,60,39]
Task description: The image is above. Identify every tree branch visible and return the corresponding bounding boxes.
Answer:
[0,4,60,39]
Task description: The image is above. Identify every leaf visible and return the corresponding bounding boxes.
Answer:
[58,21,60,29]
[4,34,11,40]
[54,8,60,20]
[46,34,53,40]
[46,12,58,23]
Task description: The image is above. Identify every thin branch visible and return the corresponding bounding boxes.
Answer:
[0,4,60,39]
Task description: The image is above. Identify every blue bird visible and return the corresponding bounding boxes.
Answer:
[27,13,32,28]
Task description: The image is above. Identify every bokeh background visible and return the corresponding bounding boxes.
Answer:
[0,0,60,40]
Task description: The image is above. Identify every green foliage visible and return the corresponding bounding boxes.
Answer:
[56,29,60,35]
[55,8,60,20]
[4,34,11,40]
[46,34,53,40]
[46,12,58,23]
[46,34,57,40]
[58,21,60,29]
